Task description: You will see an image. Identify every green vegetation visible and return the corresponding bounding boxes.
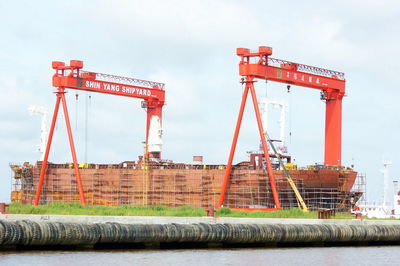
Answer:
[7,203,357,219]
[215,207,354,219]
[7,203,206,217]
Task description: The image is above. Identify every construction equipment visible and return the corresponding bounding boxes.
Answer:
[219,46,346,210]
[266,133,309,212]
[34,60,165,206]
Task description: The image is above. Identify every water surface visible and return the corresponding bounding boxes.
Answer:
[1,246,399,266]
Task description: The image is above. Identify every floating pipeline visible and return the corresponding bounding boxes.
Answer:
[1,220,400,249]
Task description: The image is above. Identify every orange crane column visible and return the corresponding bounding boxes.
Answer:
[324,92,343,166]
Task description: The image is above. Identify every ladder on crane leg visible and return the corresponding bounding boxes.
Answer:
[266,134,309,212]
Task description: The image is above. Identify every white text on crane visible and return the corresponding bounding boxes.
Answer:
[85,80,151,97]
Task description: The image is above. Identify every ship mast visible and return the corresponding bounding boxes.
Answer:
[28,106,49,161]
[259,98,288,154]
[381,160,392,210]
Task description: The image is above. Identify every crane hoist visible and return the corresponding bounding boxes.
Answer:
[218,46,346,211]
[34,60,165,206]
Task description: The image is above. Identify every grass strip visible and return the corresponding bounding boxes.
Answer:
[7,203,206,217]
[215,207,354,219]
[7,203,355,219]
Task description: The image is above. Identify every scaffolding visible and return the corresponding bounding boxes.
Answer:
[10,162,358,211]
[10,163,223,208]
[351,173,367,205]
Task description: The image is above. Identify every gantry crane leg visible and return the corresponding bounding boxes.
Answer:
[34,87,85,206]
[218,77,281,209]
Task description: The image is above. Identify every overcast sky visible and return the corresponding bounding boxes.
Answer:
[0,0,399,204]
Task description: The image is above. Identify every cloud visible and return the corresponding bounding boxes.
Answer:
[94,0,261,46]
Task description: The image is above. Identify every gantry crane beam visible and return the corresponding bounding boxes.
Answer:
[34,60,165,206]
[53,71,165,101]
[238,50,345,92]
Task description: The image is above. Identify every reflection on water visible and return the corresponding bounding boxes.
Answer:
[0,246,399,266]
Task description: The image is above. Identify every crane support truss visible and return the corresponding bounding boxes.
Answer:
[34,60,165,206]
[218,46,346,210]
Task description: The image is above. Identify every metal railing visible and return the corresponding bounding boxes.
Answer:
[81,71,165,89]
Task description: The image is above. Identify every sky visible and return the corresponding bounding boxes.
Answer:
[0,0,399,204]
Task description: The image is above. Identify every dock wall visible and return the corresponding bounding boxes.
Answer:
[1,216,400,248]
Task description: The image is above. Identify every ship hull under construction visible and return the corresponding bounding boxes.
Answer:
[10,162,358,211]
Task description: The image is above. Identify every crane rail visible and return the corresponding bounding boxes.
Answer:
[268,58,345,80]
[81,71,165,90]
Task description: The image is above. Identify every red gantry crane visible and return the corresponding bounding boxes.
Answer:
[218,46,346,210]
[34,60,165,206]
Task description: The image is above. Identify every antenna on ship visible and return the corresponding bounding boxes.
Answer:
[381,159,392,210]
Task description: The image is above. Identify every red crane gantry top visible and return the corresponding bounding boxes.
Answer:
[34,60,165,206]
[52,60,165,103]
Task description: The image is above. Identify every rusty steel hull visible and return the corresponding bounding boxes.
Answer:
[274,169,357,191]
[10,162,358,211]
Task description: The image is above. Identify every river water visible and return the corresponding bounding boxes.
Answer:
[1,246,400,266]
